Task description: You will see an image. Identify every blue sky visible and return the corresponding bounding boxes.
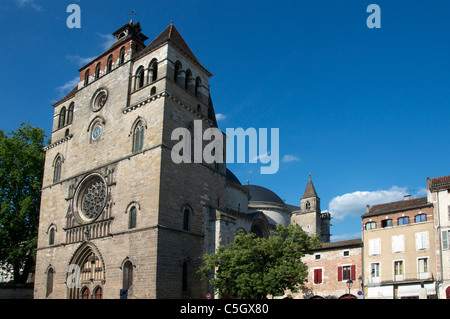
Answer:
[1,0,449,241]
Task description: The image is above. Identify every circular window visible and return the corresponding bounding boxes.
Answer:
[74,175,107,223]
[92,124,103,141]
[91,88,108,112]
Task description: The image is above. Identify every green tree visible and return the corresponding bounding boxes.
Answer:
[199,224,322,299]
[0,123,46,283]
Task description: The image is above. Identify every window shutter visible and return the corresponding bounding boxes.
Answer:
[318,269,322,284]
[443,231,449,250]
[416,232,421,250]
[313,269,318,284]
[338,266,342,281]
[369,239,374,255]
[351,265,356,281]
[423,232,429,249]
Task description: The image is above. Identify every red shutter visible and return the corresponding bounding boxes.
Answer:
[318,269,322,284]
[338,266,342,281]
[351,265,356,281]
[313,269,318,284]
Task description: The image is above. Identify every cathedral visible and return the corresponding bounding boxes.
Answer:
[34,21,330,299]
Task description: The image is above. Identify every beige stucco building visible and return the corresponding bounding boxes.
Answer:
[428,175,450,298]
[362,196,436,299]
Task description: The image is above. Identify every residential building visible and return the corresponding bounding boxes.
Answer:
[362,196,436,299]
[427,175,450,298]
[301,239,363,299]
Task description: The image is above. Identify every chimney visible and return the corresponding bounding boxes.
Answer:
[366,205,370,213]
[404,195,411,200]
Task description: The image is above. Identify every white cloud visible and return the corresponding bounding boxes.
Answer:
[66,54,97,67]
[56,76,79,97]
[330,232,361,242]
[282,154,300,163]
[97,33,116,51]
[15,0,43,11]
[65,34,116,67]
[216,113,227,121]
[328,186,408,222]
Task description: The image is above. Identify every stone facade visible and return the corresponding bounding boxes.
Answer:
[34,21,325,299]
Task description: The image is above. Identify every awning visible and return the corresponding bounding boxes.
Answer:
[367,286,394,299]
[397,283,435,298]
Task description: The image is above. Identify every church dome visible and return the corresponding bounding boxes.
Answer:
[244,185,285,205]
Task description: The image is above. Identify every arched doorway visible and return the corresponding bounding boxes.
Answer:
[446,286,450,299]
[310,295,324,299]
[67,242,105,299]
[81,287,90,299]
[339,293,357,299]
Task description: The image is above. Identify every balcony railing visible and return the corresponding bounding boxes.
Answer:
[366,272,434,285]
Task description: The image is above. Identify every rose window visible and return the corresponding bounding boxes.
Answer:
[74,174,108,223]
[81,181,107,219]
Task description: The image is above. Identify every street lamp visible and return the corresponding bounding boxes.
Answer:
[346,279,353,297]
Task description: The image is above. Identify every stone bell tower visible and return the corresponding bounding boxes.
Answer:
[291,174,330,242]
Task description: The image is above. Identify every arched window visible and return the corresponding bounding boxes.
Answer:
[93,286,102,299]
[81,287,90,299]
[129,206,137,229]
[135,66,145,90]
[174,61,182,83]
[183,208,191,231]
[49,227,55,245]
[119,47,125,65]
[106,55,113,73]
[123,260,133,291]
[58,107,66,129]
[53,156,62,183]
[46,267,54,297]
[133,121,145,153]
[84,69,90,86]
[149,59,158,83]
[67,103,74,125]
[150,86,156,95]
[195,77,201,97]
[95,63,101,80]
[185,69,192,91]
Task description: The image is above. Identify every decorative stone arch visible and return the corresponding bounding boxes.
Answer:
[45,264,55,298]
[148,58,158,83]
[446,286,450,299]
[134,65,145,90]
[250,213,270,238]
[181,204,194,231]
[125,201,140,229]
[46,223,57,245]
[52,153,65,167]
[128,116,148,137]
[87,115,106,133]
[67,242,105,299]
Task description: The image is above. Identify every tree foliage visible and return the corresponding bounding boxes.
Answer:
[199,224,322,299]
[0,123,46,283]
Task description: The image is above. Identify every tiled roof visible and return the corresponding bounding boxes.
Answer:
[315,238,362,251]
[429,175,450,190]
[302,174,318,199]
[138,23,200,65]
[361,196,431,218]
